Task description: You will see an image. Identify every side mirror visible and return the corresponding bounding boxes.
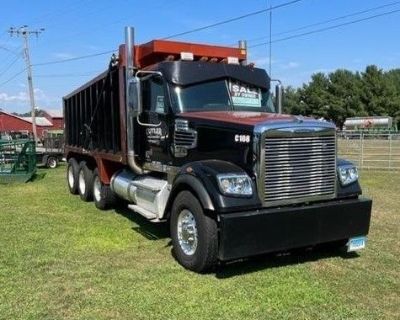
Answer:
[275,83,284,114]
[127,70,163,117]
[128,77,142,116]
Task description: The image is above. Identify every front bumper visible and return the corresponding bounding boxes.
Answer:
[218,197,372,261]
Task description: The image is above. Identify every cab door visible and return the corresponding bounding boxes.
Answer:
[138,76,172,166]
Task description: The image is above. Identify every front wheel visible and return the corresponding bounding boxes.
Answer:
[170,191,218,273]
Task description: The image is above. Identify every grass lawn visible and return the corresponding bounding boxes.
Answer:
[0,166,399,319]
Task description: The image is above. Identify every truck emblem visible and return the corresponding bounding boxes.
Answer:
[235,134,250,143]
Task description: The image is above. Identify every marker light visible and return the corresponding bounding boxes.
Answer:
[227,56,239,64]
[180,52,194,61]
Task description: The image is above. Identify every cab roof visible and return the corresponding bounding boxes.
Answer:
[150,61,270,89]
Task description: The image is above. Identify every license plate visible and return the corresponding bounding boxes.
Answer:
[347,236,366,252]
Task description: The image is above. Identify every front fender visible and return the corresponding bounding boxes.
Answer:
[165,160,261,218]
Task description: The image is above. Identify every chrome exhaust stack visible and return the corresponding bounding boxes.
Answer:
[125,26,144,174]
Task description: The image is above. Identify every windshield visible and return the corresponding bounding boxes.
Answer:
[171,79,275,113]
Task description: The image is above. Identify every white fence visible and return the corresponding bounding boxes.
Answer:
[337,133,400,170]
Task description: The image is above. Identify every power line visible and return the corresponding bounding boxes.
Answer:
[53,1,182,45]
[0,31,8,41]
[161,0,304,40]
[0,55,22,75]
[33,50,116,67]
[247,0,400,43]
[28,0,94,26]
[0,68,26,88]
[249,8,400,48]
[0,44,21,56]
[268,1,272,77]
[21,0,300,68]
[18,1,396,69]
[35,71,103,77]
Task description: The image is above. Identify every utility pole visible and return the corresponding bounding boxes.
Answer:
[8,26,44,143]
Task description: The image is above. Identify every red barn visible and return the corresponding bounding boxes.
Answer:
[43,109,64,130]
[0,109,64,138]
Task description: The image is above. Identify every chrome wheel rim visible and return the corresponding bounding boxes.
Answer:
[93,176,102,202]
[78,170,86,195]
[177,209,198,256]
[48,158,57,168]
[68,166,74,188]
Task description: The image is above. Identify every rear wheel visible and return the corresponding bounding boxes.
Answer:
[170,191,218,273]
[92,168,116,210]
[46,156,58,169]
[78,161,94,202]
[67,158,79,195]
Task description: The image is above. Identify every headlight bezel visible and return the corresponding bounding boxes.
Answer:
[337,164,359,186]
[216,173,253,197]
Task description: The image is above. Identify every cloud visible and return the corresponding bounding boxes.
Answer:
[281,61,300,69]
[53,52,76,59]
[83,44,101,51]
[0,91,28,102]
[252,57,277,68]
[310,68,333,74]
[0,88,58,110]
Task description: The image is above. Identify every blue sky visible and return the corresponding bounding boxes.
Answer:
[0,0,399,113]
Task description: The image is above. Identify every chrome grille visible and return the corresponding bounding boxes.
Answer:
[263,134,336,205]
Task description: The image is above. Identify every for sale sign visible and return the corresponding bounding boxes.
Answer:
[229,81,261,107]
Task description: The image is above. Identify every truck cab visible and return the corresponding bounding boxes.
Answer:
[63,27,372,272]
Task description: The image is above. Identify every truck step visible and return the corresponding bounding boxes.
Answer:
[127,204,162,222]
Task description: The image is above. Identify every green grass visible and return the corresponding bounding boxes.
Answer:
[0,166,399,320]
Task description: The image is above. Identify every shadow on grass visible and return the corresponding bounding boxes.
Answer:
[114,205,359,277]
[215,246,359,279]
[114,206,170,241]
[31,172,47,182]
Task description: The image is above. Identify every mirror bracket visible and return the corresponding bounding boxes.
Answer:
[271,79,284,114]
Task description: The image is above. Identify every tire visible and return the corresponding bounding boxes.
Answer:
[78,161,94,202]
[46,156,58,169]
[67,158,79,195]
[170,191,218,273]
[92,168,117,210]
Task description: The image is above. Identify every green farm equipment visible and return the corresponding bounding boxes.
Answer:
[0,139,37,183]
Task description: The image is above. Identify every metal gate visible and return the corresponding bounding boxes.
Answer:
[338,133,400,170]
[0,140,37,183]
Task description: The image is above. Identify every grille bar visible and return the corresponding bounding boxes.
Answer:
[263,133,336,205]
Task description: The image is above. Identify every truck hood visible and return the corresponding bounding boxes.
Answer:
[180,111,327,128]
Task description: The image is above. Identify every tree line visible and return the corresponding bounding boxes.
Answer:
[282,65,400,128]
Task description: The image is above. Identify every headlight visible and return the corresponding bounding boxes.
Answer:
[337,165,358,186]
[217,173,253,196]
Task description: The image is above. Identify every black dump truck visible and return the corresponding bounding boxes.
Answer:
[63,27,372,272]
